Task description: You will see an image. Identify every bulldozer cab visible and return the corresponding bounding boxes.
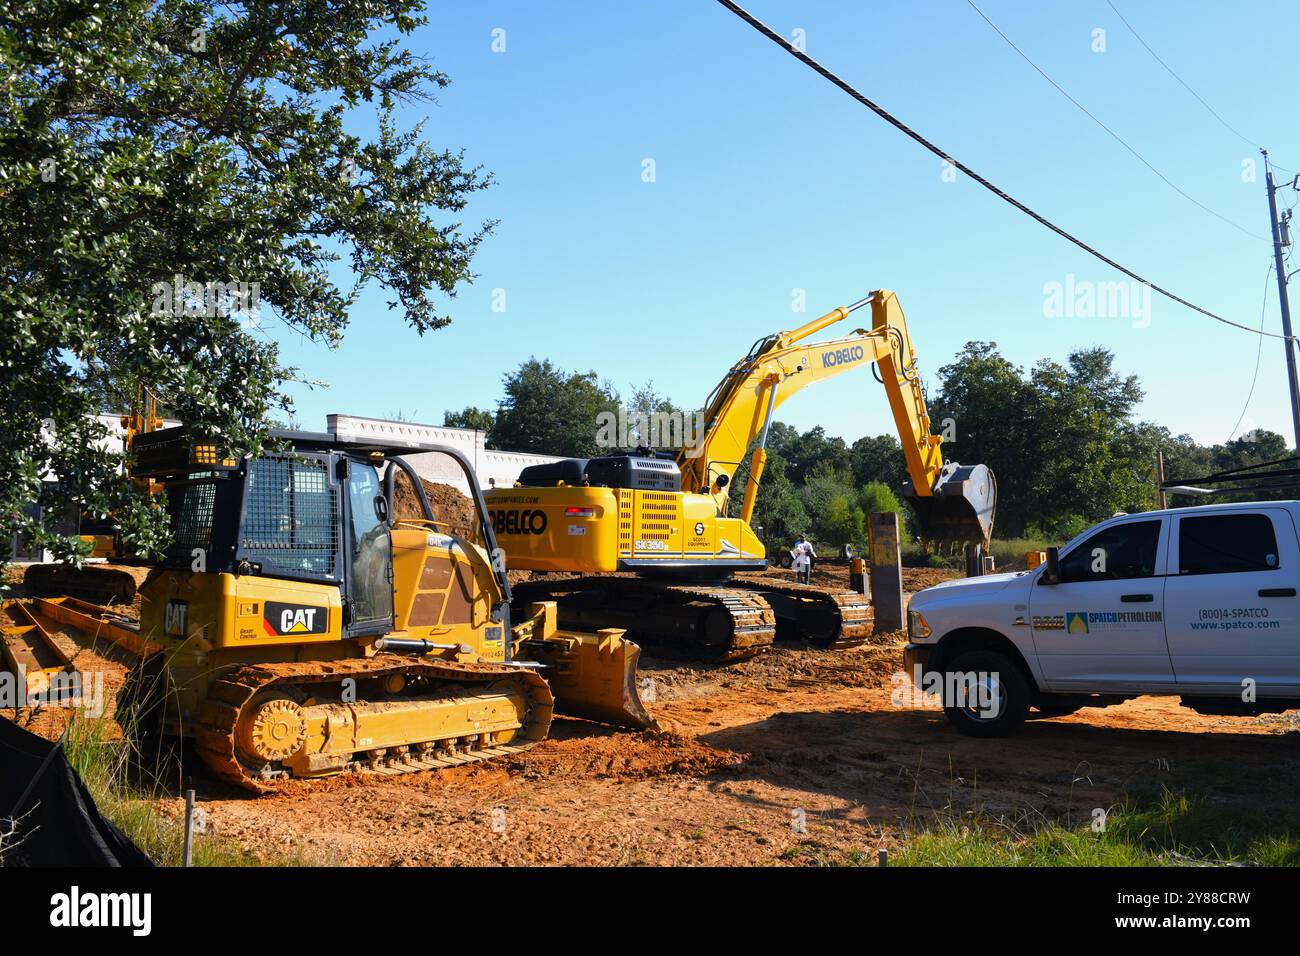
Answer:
[138,426,511,640]
[159,448,396,637]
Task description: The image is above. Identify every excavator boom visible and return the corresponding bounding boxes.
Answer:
[682,290,995,548]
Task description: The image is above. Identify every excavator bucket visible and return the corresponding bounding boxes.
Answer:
[513,602,658,730]
[902,462,997,547]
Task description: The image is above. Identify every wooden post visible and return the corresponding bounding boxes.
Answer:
[1156,450,1167,510]
[868,512,904,633]
[183,789,195,867]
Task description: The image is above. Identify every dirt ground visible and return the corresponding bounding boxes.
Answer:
[7,564,1299,866]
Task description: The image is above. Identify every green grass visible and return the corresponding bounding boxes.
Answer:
[903,537,1056,573]
[772,784,1300,867]
[889,789,1300,867]
[61,712,313,867]
[894,819,1166,867]
[987,537,1055,572]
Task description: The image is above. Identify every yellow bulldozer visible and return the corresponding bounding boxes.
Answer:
[3,425,654,793]
[487,290,997,660]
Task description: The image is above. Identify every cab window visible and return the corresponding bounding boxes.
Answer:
[1178,513,1279,575]
[1058,520,1161,583]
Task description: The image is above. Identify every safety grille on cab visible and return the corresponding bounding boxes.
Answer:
[240,456,340,580]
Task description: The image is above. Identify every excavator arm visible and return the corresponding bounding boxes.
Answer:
[679,290,995,548]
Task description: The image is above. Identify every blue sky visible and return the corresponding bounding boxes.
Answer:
[278,0,1300,450]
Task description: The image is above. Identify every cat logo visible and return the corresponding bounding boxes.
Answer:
[263,601,329,637]
[1066,612,1089,634]
[164,599,188,637]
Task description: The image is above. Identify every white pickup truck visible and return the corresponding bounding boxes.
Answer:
[903,501,1300,736]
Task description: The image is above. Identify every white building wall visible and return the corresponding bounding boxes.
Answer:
[327,413,562,493]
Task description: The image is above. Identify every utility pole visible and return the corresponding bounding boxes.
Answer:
[1264,150,1300,449]
[1156,449,1167,510]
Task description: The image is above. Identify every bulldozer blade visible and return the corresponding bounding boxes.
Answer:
[522,628,658,731]
[903,462,997,546]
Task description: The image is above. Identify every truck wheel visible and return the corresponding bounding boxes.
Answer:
[941,649,1030,738]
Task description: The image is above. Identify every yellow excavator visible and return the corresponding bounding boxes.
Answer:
[4,425,654,792]
[488,290,996,660]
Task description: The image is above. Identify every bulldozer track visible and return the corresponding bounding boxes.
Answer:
[194,656,553,794]
[511,577,777,662]
[729,579,873,649]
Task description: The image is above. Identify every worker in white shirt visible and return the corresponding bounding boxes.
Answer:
[792,534,816,585]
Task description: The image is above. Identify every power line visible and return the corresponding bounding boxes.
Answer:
[1104,0,1296,176]
[713,0,1295,341]
[964,0,1265,242]
[1226,259,1273,443]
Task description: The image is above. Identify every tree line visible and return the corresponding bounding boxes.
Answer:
[450,343,1295,550]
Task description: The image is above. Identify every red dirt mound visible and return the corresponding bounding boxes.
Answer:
[392,472,476,537]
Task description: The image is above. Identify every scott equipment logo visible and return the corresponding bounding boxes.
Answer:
[491,508,548,536]
[822,345,865,368]
[263,602,328,637]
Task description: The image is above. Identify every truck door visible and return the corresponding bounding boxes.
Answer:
[1164,509,1300,695]
[1028,517,1174,689]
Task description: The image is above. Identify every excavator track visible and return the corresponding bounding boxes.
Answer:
[511,576,776,662]
[730,577,873,649]
[194,656,553,794]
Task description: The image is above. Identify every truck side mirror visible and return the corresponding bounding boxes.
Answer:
[1042,546,1061,584]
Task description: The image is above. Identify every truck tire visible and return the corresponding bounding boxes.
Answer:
[941,648,1030,738]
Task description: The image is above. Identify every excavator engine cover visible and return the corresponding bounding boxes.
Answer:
[903,462,996,546]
